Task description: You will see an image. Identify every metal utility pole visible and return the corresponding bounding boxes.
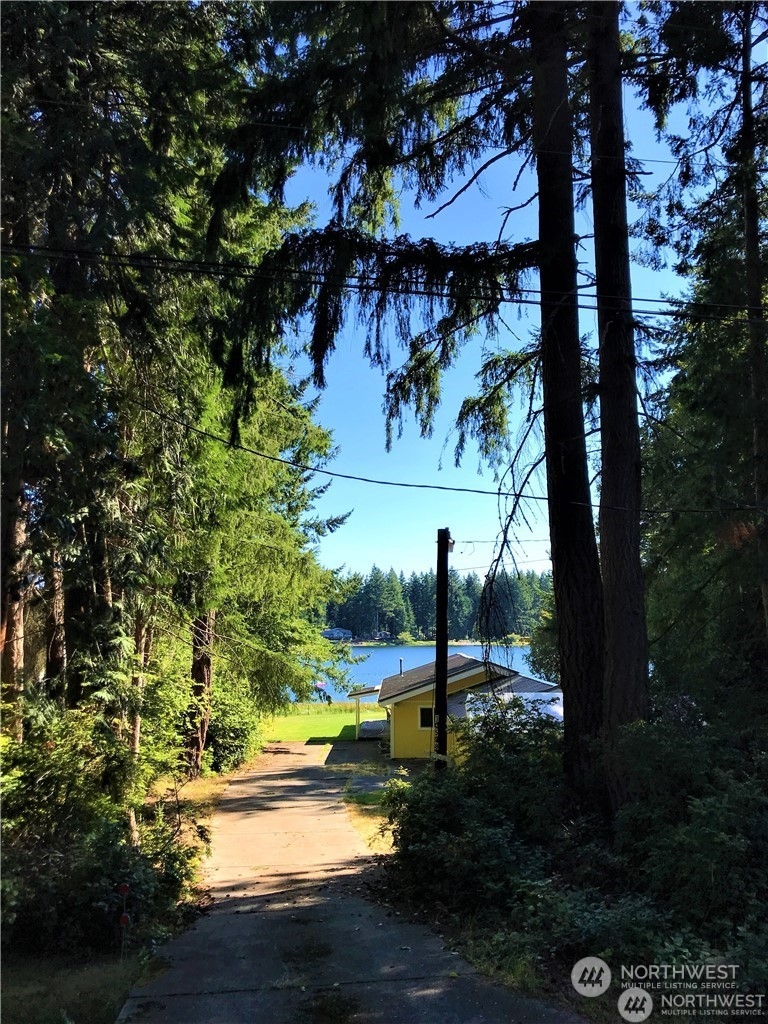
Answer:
[435,527,453,767]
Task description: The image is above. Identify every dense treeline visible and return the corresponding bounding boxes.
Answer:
[1,1,347,954]
[326,566,551,640]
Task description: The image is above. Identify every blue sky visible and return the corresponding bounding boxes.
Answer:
[284,82,685,579]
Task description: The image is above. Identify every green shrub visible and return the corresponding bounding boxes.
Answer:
[452,696,565,840]
[1,708,196,954]
[3,817,195,954]
[384,699,564,921]
[385,769,534,915]
[614,723,768,931]
[383,695,768,986]
[206,677,263,772]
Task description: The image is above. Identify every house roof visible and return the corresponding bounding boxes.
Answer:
[378,652,549,705]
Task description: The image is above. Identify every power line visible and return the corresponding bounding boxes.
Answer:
[2,250,763,514]
[456,537,551,545]
[452,559,551,571]
[127,396,764,518]
[0,243,701,311]
[15,96,764,173]
[4,244,764,324]
[128,396,529,499]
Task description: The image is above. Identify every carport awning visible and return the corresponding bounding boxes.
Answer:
[349,686,381,698]
[348,686,382,739]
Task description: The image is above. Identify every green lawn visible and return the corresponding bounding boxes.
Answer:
[264,701,387,743]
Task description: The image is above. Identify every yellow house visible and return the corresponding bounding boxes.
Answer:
[378,652,560,760]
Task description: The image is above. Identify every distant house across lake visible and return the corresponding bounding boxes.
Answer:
[322,627,353,641]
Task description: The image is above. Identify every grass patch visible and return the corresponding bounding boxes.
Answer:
[343,792,393,854]
[344,789,385,806]
[306,725,357,743]
[147,766,234,855]
[169,770,232,818]
[456,930,617,1023]
[459,931,547,995]
[2,953,144,1024]
[264,702,387,744]
[345,803,392,853]
[322,759,388,776]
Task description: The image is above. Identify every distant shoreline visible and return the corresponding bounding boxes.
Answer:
[350,638,530,648]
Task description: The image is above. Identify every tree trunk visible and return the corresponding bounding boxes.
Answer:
[46,549,68,688]
[127,616,153,846]
[185,611,215,776]
[588,1,649,797]
[1,178,31,664]
[530,2,605,799]
[739,8,768,639]
[64,523,92,708]
[64,575,90,707]
[130,617,153,758]
[93,525,113,614]
[1,489,28,741]
[1,493,12,658]
[64,518,115,706]
[0,458,23,652]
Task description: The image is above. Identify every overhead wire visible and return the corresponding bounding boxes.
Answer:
[452,560,551,571]
[4,243,765,325]
[2,251,761,515]
[125,395,764,518]
[456,537,551,545]
[3,236,763,519]
[15,96,765,173]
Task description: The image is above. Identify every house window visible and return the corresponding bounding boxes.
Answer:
[419,706,434,729]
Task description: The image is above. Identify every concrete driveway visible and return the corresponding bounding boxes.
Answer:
[116,741,584,1024]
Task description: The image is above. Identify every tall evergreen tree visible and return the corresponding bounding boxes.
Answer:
[463,572,484,638]
[2,0,243,724]
[1,0,346,767]
[587,2,649,761]
[643,200,768,705]
[398,570,417,636]
[527,0,605,788]
[447,567,471,639]
[634,0,768,639]
[409,570,437,639]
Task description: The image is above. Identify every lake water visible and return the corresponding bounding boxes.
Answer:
[322,643,533,702]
